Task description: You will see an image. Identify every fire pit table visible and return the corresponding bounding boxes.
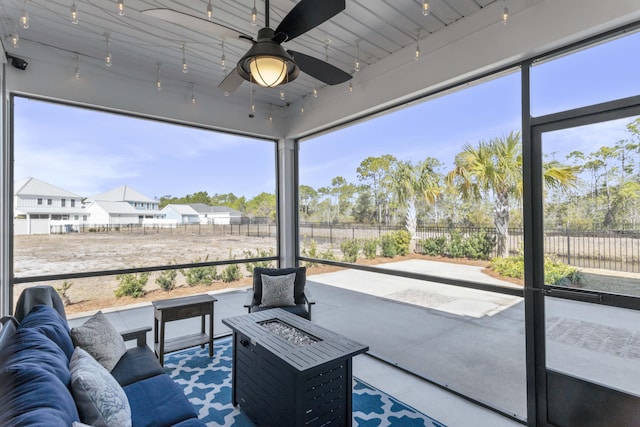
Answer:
[222,308,368,427]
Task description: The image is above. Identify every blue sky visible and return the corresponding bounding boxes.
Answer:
[14,31,640,200]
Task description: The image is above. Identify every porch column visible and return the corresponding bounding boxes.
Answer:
[0,63,11,316]
[277,138,298,267]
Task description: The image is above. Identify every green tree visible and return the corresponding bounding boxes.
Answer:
[299,185,318,218]
[447,131,578,257]
[352,190,376,223]
[357,155,396,224]
[389,158,441,248]
[246,192,276,221]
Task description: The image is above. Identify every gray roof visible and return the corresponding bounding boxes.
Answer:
[15,177,82,199]
[86,201,140,215]
[189,203,241,215]
[162,204,199,216]
[88,185,155,203]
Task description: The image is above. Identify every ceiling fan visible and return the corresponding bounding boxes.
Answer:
[142,0,352,94]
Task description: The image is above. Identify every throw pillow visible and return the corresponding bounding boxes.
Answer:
[70,311,126,372]
[70,347,132,427]
[260,273,296,307]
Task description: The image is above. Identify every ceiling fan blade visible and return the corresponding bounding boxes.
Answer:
[288,50,352,85]
[218,70,244,93]
[275,0,345,42]
[141,9,252,43]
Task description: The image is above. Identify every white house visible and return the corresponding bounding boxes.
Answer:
[190,203,244,225]
[86,185,163,225]
[14,177,86,234]
[161,204,200,224]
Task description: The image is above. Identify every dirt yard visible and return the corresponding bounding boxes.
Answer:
[13,232,497,315]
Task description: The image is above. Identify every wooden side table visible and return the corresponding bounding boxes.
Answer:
[152,294,217,366]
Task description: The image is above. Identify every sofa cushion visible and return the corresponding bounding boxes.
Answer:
[18,304,74,360]
[259,272,296,307]
[0,328,71,386]
[70,347,132,427]
[0,365,80,426]
[110,345,164,387]
[123,374,199,427]
[71,311,127,371]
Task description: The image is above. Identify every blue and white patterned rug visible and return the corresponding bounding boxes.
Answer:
[164,336,446,426]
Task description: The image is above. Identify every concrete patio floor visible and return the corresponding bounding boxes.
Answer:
[66,259,640,426]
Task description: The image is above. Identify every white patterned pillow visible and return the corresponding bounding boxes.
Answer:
[70,311,126,372]
[70,347,132,427]
[260,273,296,307]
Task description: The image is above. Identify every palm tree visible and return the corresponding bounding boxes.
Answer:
[390,158,441,248]
[447,131,578,258]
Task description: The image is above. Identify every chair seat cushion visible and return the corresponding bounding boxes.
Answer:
[123,374,199,427]
[250,304,311,320]
[110,346,165,387]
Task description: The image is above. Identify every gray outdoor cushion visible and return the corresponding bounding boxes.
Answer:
[252,267,307,305]
[70,347,132,427]
[70,311,127,372]
[260,273,296,307]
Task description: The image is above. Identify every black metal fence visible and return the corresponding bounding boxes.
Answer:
[299,223,640,273]
[67,222,277,238]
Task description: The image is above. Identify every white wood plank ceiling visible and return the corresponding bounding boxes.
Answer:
[0,0,499,108]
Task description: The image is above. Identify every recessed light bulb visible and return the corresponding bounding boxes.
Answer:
[105,51,112,67]
[422,1,430,16]
[312,87,318,98]
[207,1,213,21]
[117,0,125,16]
[279,91,285,101]
[502,6,509,25]
[11,33,19,49]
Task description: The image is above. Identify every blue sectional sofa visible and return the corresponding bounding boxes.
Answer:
[0,287,206,427]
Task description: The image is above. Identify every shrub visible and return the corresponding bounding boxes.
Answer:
[56,280,73,306]
[363,238,378,259]
[243,248,275,274]
[393,230,412,256]
[340,239,361,263]
[115,271,149,298]
[445,230,466,258]
[181,256,218,286]
[420,236,447,256]
[156,265,177,291]
[320,247,337,261]
[301,239,318,267]
[380,234,397,258]
[221,263,242,282]
[490,255,584,286]
[463,231,496,260]
[489,255,525,280]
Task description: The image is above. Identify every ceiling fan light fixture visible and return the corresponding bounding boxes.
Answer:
[249,56,287,87]
[237,28,299,88]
